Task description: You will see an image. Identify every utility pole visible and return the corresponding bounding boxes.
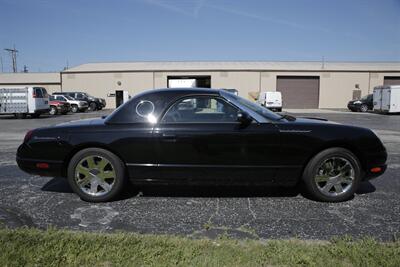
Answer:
[0,56,3,72]
[4,45,18,72]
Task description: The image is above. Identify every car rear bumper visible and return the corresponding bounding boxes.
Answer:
[16,156,64,177]
[16,144,64,177]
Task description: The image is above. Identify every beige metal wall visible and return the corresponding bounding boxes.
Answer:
[61,72,154,108]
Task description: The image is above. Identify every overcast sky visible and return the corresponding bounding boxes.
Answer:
[0,0,399,72]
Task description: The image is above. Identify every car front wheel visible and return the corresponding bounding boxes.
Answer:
[302,147,362,202]
[67,148,126,202]
[89,102,97,111]
[360,104,368,112]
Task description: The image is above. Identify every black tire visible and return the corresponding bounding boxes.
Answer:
[71,105,79,113]
[302,147,362,202]
[67,148,126,202]
[360,104,368,113]
[276,108,282,112]
[89,102,97,111]
[14,113,27,119]
[31,113,40,118]
[49,106,57,115]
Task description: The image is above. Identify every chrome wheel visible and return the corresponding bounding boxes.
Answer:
[75,155,116,196]
[314,157,355,197]
[360,104,368,112]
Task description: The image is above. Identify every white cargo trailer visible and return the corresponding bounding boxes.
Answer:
[0,87,50,118]
[373,85,400,113]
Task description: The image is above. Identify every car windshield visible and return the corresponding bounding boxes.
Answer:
[221,91,282,120]
[361,95,368,101]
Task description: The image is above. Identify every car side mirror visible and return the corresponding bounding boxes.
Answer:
[237,111,252,126]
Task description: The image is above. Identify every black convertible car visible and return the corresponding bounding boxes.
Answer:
[17,88,387,202]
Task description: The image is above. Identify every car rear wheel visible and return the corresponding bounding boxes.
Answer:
[49,106,57,115]
[302,147,362,202]
[360,104,368,112]
[71,105,79,113]
[67,148,126,202]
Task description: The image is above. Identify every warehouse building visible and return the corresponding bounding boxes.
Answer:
[60,61,400,109]
[1,61,400,109]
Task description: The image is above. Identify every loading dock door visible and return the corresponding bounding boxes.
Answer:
[277,76,320,108]
[167,76,211,88]
[384,77,400,86]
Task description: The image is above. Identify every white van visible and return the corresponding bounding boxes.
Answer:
[258,91,282,112]
[0,86,50,118]
[373,85,400,113]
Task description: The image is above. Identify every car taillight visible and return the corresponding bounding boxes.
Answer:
[24,130,34,143]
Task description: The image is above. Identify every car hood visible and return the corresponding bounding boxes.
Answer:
[55,118,105,127]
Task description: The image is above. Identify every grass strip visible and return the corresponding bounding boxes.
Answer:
[0,228,399,266]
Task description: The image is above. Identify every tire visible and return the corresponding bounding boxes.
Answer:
[61,111,69,115]
[360,104,368,113]
[49,106,57,115]
[14,113,27,119]
[71,105,79,113]
[302,147,362,202]
[276,108,282,112]
[31,113,40,118]
[89,102,97,111]
[67,148,126,202]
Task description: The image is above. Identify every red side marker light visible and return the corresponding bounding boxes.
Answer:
[370,167,382,173]
[36,163,49,169]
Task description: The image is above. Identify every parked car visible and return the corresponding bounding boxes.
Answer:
[17,88,387,203]
[49,96,71,115]
[53,92,106,111]
[257,91,282,112]
[347,94,373,112]
[52,94,88,113]
[0,86,50,118]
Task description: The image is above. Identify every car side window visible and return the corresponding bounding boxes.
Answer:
[162,96,238,123]
[56,96,64,101]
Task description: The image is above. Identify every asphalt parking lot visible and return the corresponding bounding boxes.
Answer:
[0,110,399,241]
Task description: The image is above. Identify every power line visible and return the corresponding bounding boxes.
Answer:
[4,45,18,72]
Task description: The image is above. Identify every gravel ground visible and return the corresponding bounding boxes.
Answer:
[0,110,399,241]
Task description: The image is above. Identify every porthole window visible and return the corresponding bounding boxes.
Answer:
[136,100,155,118]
